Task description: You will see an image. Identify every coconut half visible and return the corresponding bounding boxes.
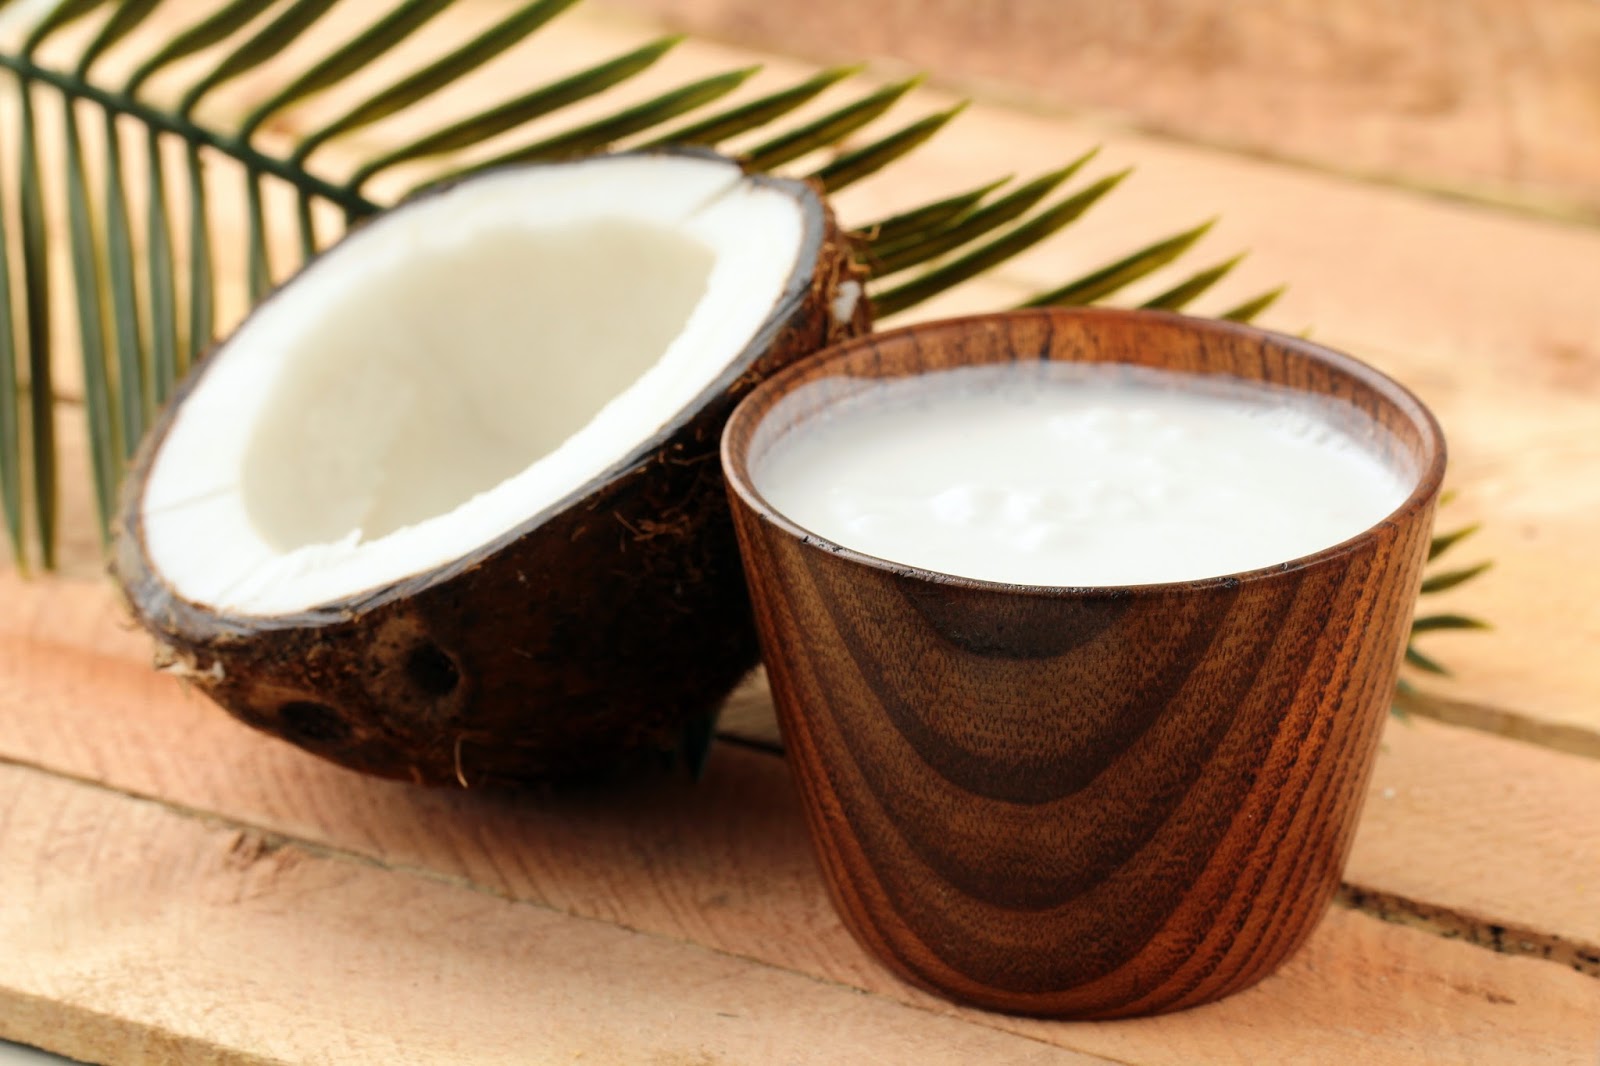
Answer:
[115,150,867,786]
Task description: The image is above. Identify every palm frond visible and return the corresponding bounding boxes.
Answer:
[0,0,1498,752]
[742,75,922,172]
[234,0,459,142]
[1139,254,1245,312]
[1021,219,1215,308]
[1421,561,1493,595]
[101,110,146,460]
[122,0,263,95]
[1429,523,1481,561]
[464,65,761,172]
[0,0,1333,586]
[175,0,344,120]
[0,144,23,568]
[640,64,858,149]
[245,171,273,300]
[61,95,118,539]
[15,77,56,570]
[182,143,214,372]
[871,168,1132,317]
[292,0,583,164]
[857,175,1010,244]
[811,101,967,192]
[20,0,103,54]
[1400,511,1491,700]
[1219,286,1286,324]
[1405,645,1450,676]
[143,128,178,405]
[1410,614,1491,634]
[347,35,685,189]
[869,153,1095,276]
[75,0,161,74]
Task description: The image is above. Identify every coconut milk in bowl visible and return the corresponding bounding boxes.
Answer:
[753,361,1411,588]
[720,308,1444,1019]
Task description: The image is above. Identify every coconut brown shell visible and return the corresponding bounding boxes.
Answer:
[113,157,869,787]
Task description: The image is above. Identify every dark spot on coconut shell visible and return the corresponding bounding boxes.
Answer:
[279,700,350,744]
[405,642,460,697]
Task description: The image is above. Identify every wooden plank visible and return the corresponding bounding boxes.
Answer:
[597,0,1600,221]
[4,8,1597,1059]
[1349,712,1600,974]
[8,572,1600,970]
[1,575,1597,1063]
[0,763,1110,1066]
[4,402,103,579]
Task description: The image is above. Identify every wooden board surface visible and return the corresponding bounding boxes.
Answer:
[9,572,1600,974]
[2,575,1599,1063]
[599,0,1600,222]
[0,764,1114,1066]
[3,1,1600,1061]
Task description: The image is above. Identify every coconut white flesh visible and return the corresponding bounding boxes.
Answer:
[140,155,808,616]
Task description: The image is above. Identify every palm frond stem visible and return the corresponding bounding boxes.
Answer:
[0,52,378,218]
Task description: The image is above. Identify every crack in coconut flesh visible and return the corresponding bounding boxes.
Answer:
[115,151,868,786]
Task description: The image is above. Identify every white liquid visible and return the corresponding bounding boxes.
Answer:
[754,364,1412,586]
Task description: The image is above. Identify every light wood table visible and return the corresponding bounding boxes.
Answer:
[2,4,1597,1061]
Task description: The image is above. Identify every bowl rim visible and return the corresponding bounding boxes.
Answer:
[720,306,1448,597]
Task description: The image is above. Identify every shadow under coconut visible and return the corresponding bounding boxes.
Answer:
[271,723,823,924]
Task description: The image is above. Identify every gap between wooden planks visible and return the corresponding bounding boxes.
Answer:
[0,764,1110,1066]
[719,671,1600,979]
[2,572,1598,1064]
[0,764,1593,1066]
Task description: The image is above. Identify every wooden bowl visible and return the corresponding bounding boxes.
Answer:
[720,308,1445,1018]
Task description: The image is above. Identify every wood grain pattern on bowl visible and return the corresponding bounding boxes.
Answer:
[721,308,1445,1017]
